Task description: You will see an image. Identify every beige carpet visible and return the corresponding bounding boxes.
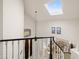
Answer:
[64,52,71,59]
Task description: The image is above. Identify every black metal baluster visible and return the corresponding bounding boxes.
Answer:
[30,39,32,56]
[50,38,52,59]
[23,40,25,59]
[28,40,30,58]
[53,42,55,59]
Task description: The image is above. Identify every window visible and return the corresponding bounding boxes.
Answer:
[44,0,63,15]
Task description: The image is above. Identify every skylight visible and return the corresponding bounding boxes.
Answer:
[44,0,63,15]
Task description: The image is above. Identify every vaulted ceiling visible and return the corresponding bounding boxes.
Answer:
[24,0,79,21]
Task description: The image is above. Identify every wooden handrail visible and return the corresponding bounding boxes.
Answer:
[0,36,53,42]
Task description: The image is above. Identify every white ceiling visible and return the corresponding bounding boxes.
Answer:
[24,0,79,21]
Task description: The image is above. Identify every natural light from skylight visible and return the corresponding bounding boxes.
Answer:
[44,0,63,15]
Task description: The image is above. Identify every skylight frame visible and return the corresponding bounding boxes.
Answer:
[44,0,63,16]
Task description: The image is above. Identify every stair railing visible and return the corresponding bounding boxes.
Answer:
[0,36,65,59]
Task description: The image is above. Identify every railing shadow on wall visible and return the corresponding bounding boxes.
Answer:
[1,37,64,59]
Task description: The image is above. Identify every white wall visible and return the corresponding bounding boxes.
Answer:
[0,0,3,39]
[3,0,24,39]
[24,14,35,37]
[37,19,79,46]
[3,0,24,59]
[0,0,3,59]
